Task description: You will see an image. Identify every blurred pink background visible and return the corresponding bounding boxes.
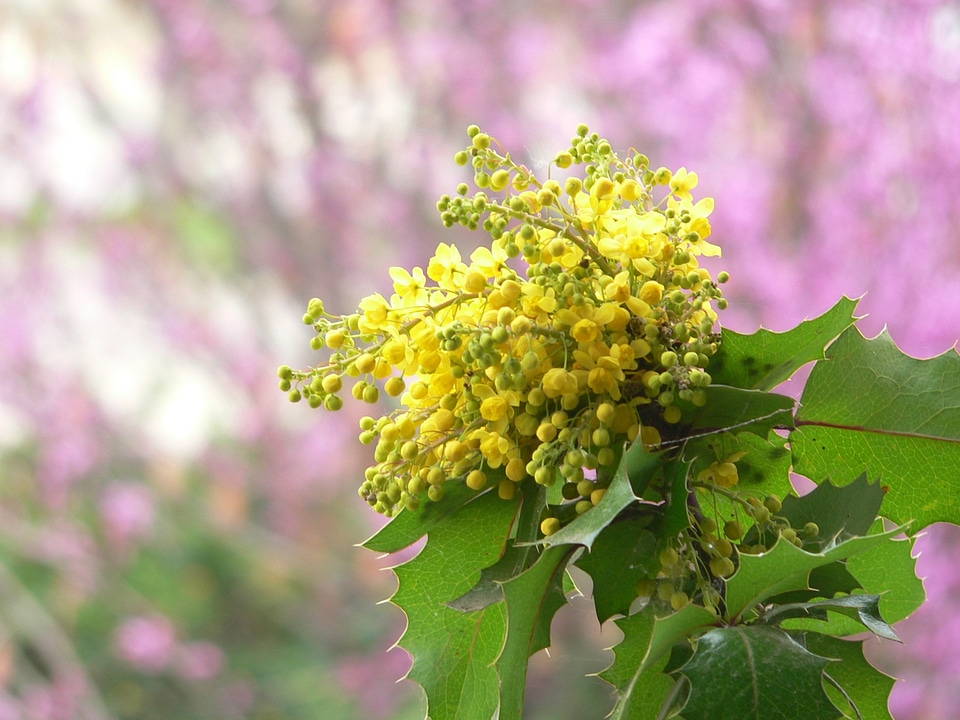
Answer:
[1,1,959,718]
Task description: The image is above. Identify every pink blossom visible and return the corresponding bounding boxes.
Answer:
[113,615,178,673]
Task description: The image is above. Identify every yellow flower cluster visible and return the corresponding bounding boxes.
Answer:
[278,125,730,523]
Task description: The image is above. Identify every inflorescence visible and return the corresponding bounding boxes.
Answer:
[278,124,730,529]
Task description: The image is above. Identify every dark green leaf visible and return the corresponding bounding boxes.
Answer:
[762,594,899,642]
[640,603,717,676]
[575,520,658,623]
[778,473,885,547]
[782,520,923,638]
[497,545,575,720]
[543,445,660,550]
[675,626,839,720]
[765,561,861,606]
[390,489,520,720]
[792,326,960,530]
[600,608,678,720]
[709,296,859,390]
[725,527,903,623]
[684,385,795,439]
[805,634,896,720]
[660,457,693,539]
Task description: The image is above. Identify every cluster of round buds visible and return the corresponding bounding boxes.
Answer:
[637,466,822,615]
[279,124,731,527]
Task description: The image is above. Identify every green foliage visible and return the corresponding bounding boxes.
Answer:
[298,141,960,718]
[675,626,839,720]
[792,326,960,530]
[355,297,960,719]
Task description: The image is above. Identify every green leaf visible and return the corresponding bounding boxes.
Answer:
[709,296,859,390]
[497,545,576,720]
[660,457,693,539]
[792,326,960,530]
[390,489,520,720]
[725,527,903,622]
[363,482,495,554]
[575,520,658,623]
[600,608,677,720]
[640,603,717,676]
[782,520,923,638]
[688,431,794,525]
[778,473,885,547]
[675,626,839,720]
[448,482,546,612]
[543,445,660,550]
[684,385,796,438]
[805,634,896,720]
[762,594,899,642]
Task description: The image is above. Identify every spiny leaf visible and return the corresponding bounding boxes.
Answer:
[778,473,885,548]
[675,626,840,720]
[599,608,677,720]
[363,481,494,554]
[709,296,859,390]
[640,603,717,676]
[805,634,896,720]
[448,482,546,612]
[792,325,960,530]
[684,385,796,438]
[390,489,520,720]
[782,520,923,638]
[497,545,576,720]
[575,519,658,623]
[725,526,904,622]
[542,444,660,550]
[761,594,899,642]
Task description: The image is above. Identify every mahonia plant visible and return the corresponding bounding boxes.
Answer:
[282,125,960,720]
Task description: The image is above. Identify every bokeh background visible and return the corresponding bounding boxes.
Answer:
[1,1,959,718]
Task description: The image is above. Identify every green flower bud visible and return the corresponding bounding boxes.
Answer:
[472,132,491,150]
[660,351,678,368]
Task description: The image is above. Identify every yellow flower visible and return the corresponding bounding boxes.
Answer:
[520,283,557,322]
[358,293,392,333]
[669,167,698,200]
[542,368,578,399]
[469,244,510,279]
[427,242,467,290]
[473,429,512,468]
[389,266,429,306]
[571,318,599,345]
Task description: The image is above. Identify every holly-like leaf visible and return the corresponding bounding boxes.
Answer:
[448,482,546,612]
[543,445,660,550]
[684,385,796,439]
[792,326,960,530]
[782,520,923,638]
[674,626,840,720]
[599,608,677,720]
[389,489,520,720]
[709,296,859,390]
[778,473,885,547]
[805,634,896,720]
[363,481,494,554]
[640,603,718,676]
[575,519,658,623]
[725,527,903,623]
[762,594,899,641]
[497,545,576,720]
